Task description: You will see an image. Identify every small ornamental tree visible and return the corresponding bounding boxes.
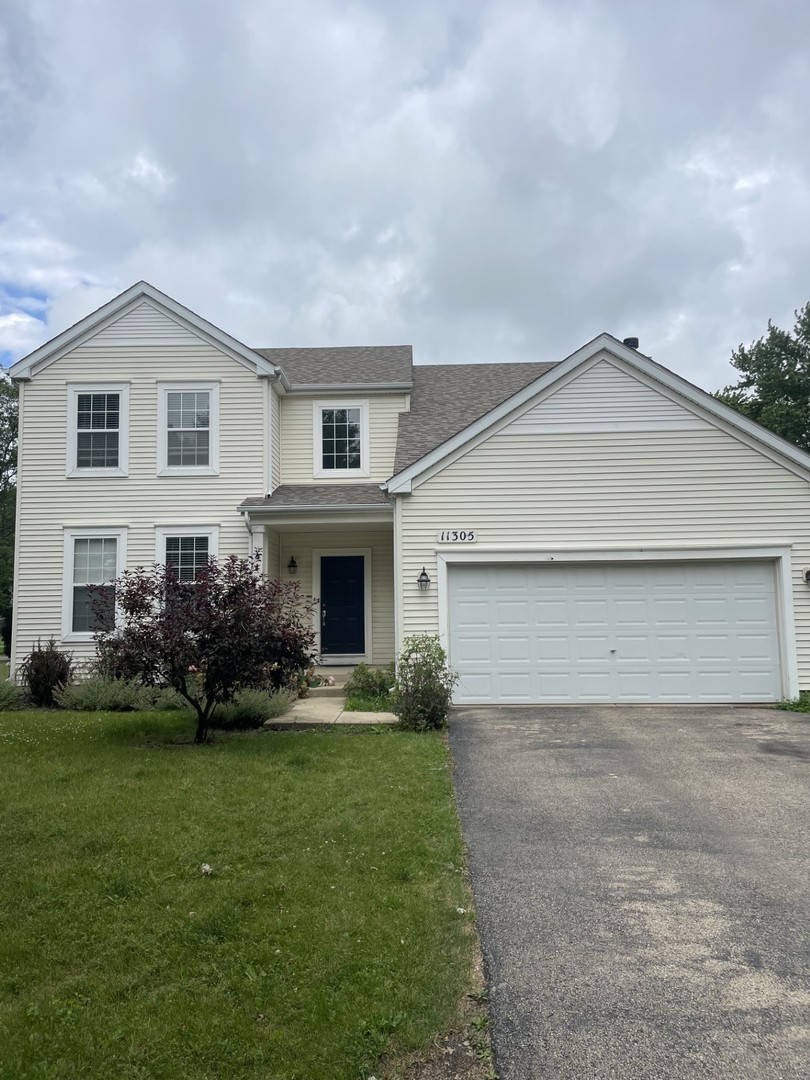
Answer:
[94,552,316,743]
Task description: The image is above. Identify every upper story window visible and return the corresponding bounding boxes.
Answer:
[62,527,126,640]
[67,383,129,478]
[313,400,369,478]
[157,383,220,477]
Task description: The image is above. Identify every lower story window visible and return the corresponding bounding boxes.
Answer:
[165,535,209,581]
[71,537,118,633]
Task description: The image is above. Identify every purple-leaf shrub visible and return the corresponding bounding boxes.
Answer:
[94,552,315,743]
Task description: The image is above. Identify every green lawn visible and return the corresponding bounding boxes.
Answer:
[0,711,476,1079]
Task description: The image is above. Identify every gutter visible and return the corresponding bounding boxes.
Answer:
[238,502,393,515]
[285,382,413,394]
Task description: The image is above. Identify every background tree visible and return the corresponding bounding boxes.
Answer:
[716,301,810,451]
[0,377,19,652]
[95,552,316,743]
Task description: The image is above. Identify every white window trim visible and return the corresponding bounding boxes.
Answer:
[154,525,220,569]
[157,382,220,477]
[313,399,370,479]
[66,382,129,478]
[62,526,127,642]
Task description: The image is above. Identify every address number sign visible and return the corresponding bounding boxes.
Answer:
[436,530,477,542]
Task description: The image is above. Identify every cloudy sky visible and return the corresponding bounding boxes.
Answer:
[1,0,809,389]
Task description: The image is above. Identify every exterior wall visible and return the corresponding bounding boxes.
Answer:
[279,392,408,484]
[505,358,710,433]
[272,528,395,665]
[12,340,266,671]
[270,388,281,490]
[397,426,810,688]
[89,301,204,346]
[263,527,280,578]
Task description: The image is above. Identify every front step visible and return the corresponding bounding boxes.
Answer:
[308,684,346,698]
[306,665,355,697]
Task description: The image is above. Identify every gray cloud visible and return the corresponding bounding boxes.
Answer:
[1,0,809,389]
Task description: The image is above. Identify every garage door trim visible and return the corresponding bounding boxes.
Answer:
[436,546,798,701]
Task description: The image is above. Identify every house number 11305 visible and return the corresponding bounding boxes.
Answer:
[436,530,477,542]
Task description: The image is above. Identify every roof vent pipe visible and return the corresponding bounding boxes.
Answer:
[622,337,639,350]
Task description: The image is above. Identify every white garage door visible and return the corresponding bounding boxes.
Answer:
[448,560,782,704]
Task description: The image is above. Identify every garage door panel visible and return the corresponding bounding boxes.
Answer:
[498,636,531,662]
[450,560,781,704]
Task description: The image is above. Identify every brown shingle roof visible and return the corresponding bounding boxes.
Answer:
[254,346,413,387]
[240,484,391,509]
[393,362,556,474]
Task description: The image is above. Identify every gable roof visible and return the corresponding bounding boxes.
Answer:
[254,345,413,389]
[394,361,556,474]
[387,334,810,492]
[10,281,280,380]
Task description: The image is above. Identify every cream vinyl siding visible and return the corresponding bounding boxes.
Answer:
[271,389,281,489]
[279,393,408,483]
[263,528,280,578]
[504,359,711,433]
[275,529,395,664]
[398,426,810,686]
[12,341,265,671]
[87,302,204,346]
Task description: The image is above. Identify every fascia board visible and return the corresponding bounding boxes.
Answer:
[11,281,280,380]
[386,332,810,491]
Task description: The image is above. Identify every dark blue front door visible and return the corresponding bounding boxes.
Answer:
[320,555,365,655]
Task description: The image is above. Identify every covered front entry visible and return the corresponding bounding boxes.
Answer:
[447,558,785,704]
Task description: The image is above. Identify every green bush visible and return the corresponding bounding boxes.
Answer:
[55,677,185,713]
[0,677,22,710]
[345,662,395,697]
[344,662,395,711]
[211,687,295,730]
[18,638,75,708]
[392,635,458,731]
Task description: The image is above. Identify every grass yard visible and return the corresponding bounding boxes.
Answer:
[0,711,476,1080]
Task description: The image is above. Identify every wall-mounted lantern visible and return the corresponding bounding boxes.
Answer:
[417,566,431,591]
[287,556,298,576]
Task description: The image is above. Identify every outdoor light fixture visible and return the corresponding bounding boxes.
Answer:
[287,556,298,575]
[417,567,431,591]
[804,568,810,587]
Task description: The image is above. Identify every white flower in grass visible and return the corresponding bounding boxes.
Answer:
[201,863,213,876]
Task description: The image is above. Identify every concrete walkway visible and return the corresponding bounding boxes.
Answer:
[264,695,398,728]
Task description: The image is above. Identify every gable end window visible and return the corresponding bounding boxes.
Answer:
[313,400,370,478]
[67,384,129,477]
[157,384,220,476]
[62,528,126,640]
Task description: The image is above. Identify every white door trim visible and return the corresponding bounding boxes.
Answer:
[312,548,373,664]
[436,545,798,700]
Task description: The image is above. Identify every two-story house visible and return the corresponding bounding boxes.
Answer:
[10,281,810,704]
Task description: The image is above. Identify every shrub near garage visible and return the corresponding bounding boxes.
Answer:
[393,635,458,731]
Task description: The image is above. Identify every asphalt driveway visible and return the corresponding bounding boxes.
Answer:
[449,705,810,1079]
